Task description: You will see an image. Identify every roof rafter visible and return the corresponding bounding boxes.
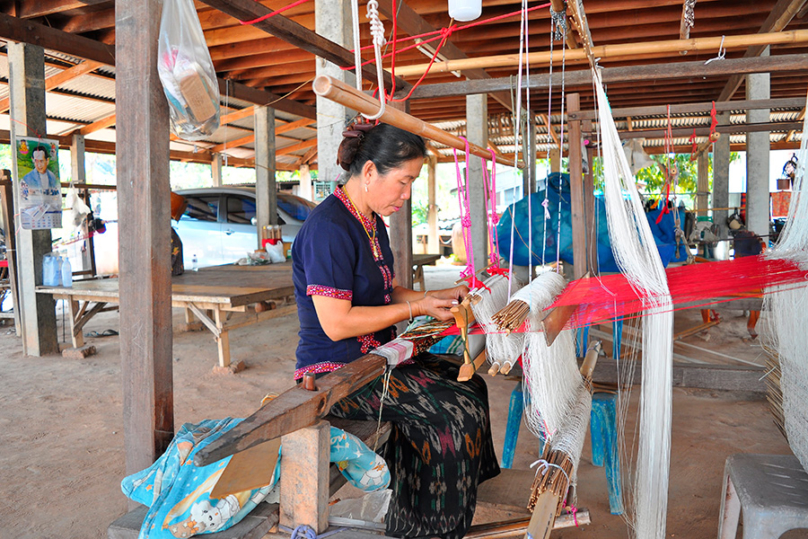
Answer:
[716,0,808,101]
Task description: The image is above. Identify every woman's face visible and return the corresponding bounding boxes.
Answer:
[366,157,424,217]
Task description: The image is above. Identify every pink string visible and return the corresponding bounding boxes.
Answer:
[455,137,484,289]
[240,0,309,25]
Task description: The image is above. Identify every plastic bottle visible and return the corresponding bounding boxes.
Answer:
[192,254,199,271]
[42,255,58,287]
[61,256,73,288]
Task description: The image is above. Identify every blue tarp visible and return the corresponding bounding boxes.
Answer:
[497,172,679,273]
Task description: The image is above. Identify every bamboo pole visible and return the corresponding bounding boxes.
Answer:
[312,75,493,161]
[392,29,808,77]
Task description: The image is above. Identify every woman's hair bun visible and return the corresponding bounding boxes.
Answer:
[337,122,375,171]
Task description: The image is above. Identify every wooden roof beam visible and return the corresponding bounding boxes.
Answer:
[277,138,317,157]
[77,112,116,136]
[717,0,808,101]
[0,12,317,120]
[18,0,108,18]
[196,0,408,93]
[0,58,103,114]
[393,29,808,77]
[297,145,318,166]
[220,106,256,126]
[378,0,513,112]
[405,53,808,100]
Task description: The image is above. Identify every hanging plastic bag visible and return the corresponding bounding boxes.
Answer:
[64,186,91,230]
[157,0,220,140]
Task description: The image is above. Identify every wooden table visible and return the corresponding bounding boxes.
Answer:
[37,263,296,368]
[412,253,441,291]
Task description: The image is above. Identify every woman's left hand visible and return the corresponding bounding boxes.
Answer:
[428,284,469,303]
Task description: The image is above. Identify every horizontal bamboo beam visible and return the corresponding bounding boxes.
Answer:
[402,54,808,101]
[392,29,808,77]
[567,97,807,121]
[313,75,494,161]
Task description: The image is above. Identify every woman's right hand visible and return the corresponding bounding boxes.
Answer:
[414,295,458,322]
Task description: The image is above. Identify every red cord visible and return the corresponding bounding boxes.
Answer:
[240,0,309,26]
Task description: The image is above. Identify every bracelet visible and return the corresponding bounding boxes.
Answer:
[423,290,428,298]
[406,300,414,323]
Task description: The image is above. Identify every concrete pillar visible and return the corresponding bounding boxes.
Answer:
[8,42,58,356]
[466,94,489,272]
[713,112,731,257]
[427,154,439,254]
[299,163,312,201]
[211,153,223,187]
[315,0,354,190]
[255,105,277,246]
[745,47,770,239]
[70,134,86,184]
[115,0,174,476]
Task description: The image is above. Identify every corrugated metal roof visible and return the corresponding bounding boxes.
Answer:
[45,93,116,124]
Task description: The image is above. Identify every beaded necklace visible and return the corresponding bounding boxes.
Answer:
[341,185,380,259]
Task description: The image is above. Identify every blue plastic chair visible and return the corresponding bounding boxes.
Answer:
[590,391,623,514]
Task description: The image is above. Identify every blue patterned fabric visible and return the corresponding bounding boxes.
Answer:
[121,419,389,539]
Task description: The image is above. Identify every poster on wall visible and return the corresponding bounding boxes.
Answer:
[15,137,62,230]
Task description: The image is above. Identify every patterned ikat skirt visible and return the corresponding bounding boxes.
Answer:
[329,354,501,539]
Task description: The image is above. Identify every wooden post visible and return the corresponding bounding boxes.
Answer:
[389,100,414,288]
[427,153,439,254]
[115,0,174,477]
[697,152,710,246]
[255,105,277,246]
[211,153,223,187]
[0,171,21,333]
[467,93,489,271]
[7,42,58,356]
[567,94,586,279]
[549,147,561,173]
[70,134,93,274]
[525,112,537,195]
[583,119,597,273]
[315,0,354,193]
[280,420,330,533]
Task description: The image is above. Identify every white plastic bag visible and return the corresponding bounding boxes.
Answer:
[64,187,90,230]
[157,0,220,140]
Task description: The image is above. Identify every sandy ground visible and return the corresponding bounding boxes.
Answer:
[0,266,803,538]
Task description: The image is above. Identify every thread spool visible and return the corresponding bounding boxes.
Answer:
[303,372,317,391]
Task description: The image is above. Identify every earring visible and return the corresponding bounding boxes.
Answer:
[364,183,369,193]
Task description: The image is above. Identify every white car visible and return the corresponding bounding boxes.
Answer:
[174,187,316,268]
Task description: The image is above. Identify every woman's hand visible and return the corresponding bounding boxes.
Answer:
[413,295,458,322]
[427,284,469,303]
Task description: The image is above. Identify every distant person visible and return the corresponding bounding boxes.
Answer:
[21,146,58,190]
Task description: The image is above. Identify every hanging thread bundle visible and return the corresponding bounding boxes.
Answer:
[519,271,583,443]
[594,66,674,539]
[763,92,808,475]
[469,274,524,375]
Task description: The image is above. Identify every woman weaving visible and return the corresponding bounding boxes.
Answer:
[292,122,500,539]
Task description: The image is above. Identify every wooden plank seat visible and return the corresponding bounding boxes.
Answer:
[107,418,391,539]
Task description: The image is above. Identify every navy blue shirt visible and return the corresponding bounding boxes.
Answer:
[291,186,396,379]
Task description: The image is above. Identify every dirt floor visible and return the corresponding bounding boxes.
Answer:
[0,266,803,539]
